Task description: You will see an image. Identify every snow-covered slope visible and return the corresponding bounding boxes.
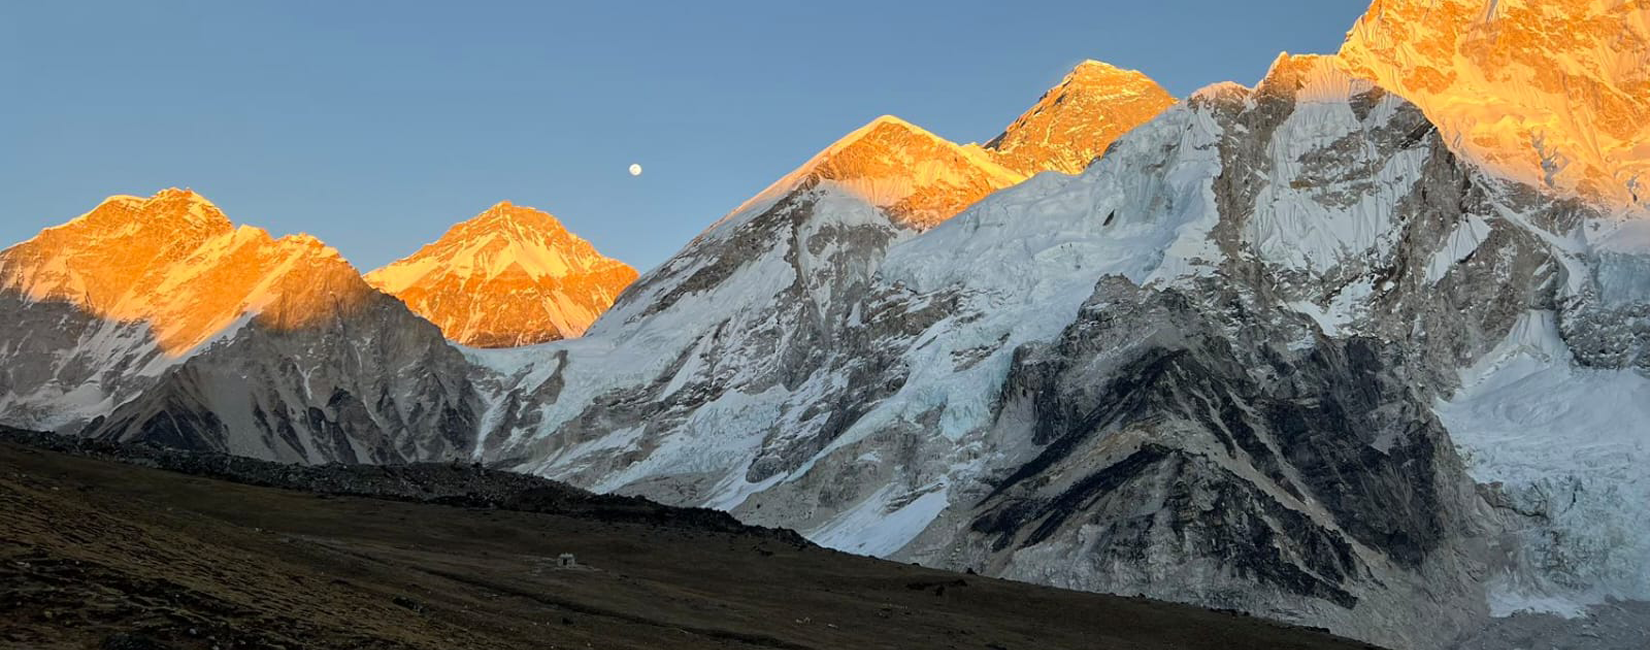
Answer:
[469,60,1180,474]
[1339,0,1650,209]
[473,49,1650,648]
[1438,310,1650,618]
[367,202,637,347]
[0,189,483,462]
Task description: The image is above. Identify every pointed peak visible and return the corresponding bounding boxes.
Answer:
[464,201,570,235]
[275,232,329,250]
[1055,60,1164,92]
[1255,53,1363,100]
[758,113,1009,189]
[825,114,942,151]
[1263,51,1332,78]
[982,58,1176,176]
[1190,81,1254,105]
[1073,59,1121,71]
[366,202,636,346]
[1065,59,1147,81]
[866,113,921,130]
[715,114,1024,232]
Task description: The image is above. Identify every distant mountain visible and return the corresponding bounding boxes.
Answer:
[723,114,1027,231]
[983,60,1178,176]
[370,62,1176,351]
[366,202,637,348]
[0,189,482,462]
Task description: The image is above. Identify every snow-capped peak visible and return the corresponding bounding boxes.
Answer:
[0,189,372,356]
[982,59,1177,176]
[722,114,1026,231]
[365,202,637,347]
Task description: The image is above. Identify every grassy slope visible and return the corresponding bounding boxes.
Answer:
[0,441,1385,650]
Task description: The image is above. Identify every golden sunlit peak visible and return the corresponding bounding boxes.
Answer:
[273,232,344,258]
[2,190,374,356]
[1059,60,1162,90]
[365,200,637,347]
[464,201,571,233]
[822,114,938,153]
[1067,59,1139,78]
[983,58,1176,176]
[51,187,233,240]
[865,114,921,129]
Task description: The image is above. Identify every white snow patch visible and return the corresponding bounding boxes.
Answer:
[810,484,950,557]
[1424,215,1493,284]
[1437,311,1650,617]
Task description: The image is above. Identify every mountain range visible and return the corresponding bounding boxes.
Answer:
[3,1,1647,648]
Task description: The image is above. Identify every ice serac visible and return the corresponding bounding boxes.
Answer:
[366,202,638,347]
[0,189,483,463]
[983,60,1179,176]
[1339,0,1650,208]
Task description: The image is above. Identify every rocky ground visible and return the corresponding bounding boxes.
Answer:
[0,431,1383,650]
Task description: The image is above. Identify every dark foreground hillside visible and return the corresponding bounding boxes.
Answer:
[0,432,1383,650]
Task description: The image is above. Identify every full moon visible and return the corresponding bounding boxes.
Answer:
[628,163,643,177]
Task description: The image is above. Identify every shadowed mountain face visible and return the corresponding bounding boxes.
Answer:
[0,432,1385,650]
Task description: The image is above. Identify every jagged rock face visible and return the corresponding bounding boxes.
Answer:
[478,53,1648,648]
[1339,0,1650,207]
[984,60,1178,176]
[81,292,483,464]
[366,202,637,347]
[0,190,484,462]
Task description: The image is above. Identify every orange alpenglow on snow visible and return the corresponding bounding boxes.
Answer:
[365,202,639,348]
[0,188,372,356]
[983,60,1179,176]
[1338,0,1650,207]
[730,114,1028,231]
[733,60,1177,231]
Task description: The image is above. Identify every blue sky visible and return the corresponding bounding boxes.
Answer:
[1,1,1369,273]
